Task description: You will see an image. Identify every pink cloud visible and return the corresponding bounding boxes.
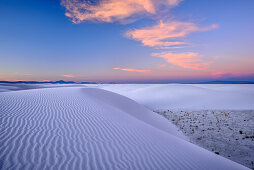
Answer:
[210,72,245,78]
[126,20,218,71]
[126,20,218,48]
[61,0,181,23]
[113,67,151,73]
[211,72,229,78]
[153,52,211,70]
[62,74,75,78]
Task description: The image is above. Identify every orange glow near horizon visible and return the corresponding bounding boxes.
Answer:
[113,67,151,73]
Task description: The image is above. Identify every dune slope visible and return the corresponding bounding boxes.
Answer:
[0,87,248,169]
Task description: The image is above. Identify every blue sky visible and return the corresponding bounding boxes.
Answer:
[0,0,254,82]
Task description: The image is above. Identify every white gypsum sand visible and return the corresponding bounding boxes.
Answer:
[93,84,254,110]
[0,87,248,170]
[0,83,83,92]
[87,84,254,168]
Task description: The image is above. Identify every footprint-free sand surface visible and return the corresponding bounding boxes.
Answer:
[94,84,254,110]
[0,87,248,169]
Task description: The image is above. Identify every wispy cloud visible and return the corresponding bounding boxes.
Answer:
[210,72,254,79]
[113,67,151,73]
[210,72,244,78]
[126,20,217,70]
[62,74,75,78]
[211,72,229,78]
[61,0,181,23]
[152,52,211,70]
[126,20,218,49]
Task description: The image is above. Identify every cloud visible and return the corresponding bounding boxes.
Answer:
[126,20,218,48]
[62,74,75,78]
[211,72,229,78]
[61,0,219,73]
[210,72,244,78]
[113,67,151,73]
[153,52,210,70]
[61,0,181,23]
[126,20,218,70]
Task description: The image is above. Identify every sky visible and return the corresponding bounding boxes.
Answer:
[0,0,254,83]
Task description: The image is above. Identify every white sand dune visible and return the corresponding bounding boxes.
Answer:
[93,84,254,110]
[0,87,248,169]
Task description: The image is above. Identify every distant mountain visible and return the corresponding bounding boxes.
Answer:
[52,80,76,84]
[0,80,96,84]
[80,82,97,84]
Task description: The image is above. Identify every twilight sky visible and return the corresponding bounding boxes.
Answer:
[0,0,254,83]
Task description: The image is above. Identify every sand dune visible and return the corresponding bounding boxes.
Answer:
[0,87,248,169]
[94,84,254,110]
